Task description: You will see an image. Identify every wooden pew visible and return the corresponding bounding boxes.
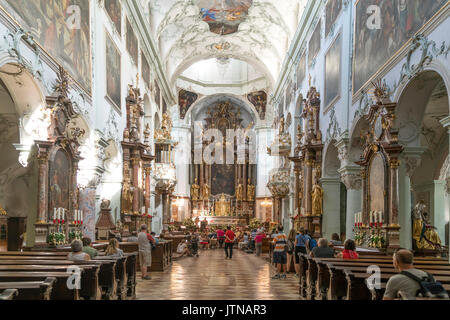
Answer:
[0,278,55,300]
[0,271,80,300]
[0,258,115,300]
[0,289,18,300]
[297,254,309,298]
[306,256,450,300]
[95,256,127,300]
[345,271,450,300]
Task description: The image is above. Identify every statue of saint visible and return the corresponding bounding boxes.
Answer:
[191,178,200,201]
[311,183,324,216]
[279,117,285,136]
[202,183,210,200]
[215,194,230,217]
[247,179,255,202]
[412,200,441,250]
[122,180,133,214]
[236,180,244,201]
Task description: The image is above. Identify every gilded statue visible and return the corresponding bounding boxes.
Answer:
[215,194,230,216]
[236,180,244,201]
[311,183,324,216]
[122,180,133,214]
[155,112,173,140]
[191,178,200,201]
[202,183,211,200]
[279,117,285,136]
[412,200,441,250]
[247,179,255,202]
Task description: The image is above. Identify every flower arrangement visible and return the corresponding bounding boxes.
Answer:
[47,232,66,246]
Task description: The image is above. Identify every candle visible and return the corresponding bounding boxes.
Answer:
[379,211,383,224]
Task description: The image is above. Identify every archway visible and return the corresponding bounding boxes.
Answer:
[322,141,346,240]
[396,70,449,249]
[0,63,47,250]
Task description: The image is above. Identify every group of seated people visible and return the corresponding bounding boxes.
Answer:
[176,235,200,258]
[67,237,125,261]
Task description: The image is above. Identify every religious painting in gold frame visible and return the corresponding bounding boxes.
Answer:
[308,19,321,66]
[48,148,72,219]
[368,151,387,215]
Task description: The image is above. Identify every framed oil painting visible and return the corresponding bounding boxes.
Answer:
[141,51,150,88]
[297,52,306,89]
[325,33,342,111]
[247,91,267,120]
[126,18,138,65]
[353,0,448,95]
[211,164,236,196]
[325,0,342,37]
[285,81,294,109]
[179,89,198,120]
[106,31,121,110]
[105,0,122,36]
[48,149,71,216]
[308,20,321,66]
[2,0,92,93]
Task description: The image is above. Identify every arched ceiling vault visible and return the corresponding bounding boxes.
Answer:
[148,0,304,90]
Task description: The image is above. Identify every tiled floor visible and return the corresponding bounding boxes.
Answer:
[136,248,300,300]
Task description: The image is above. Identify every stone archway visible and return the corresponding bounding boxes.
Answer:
[395,70,450,249]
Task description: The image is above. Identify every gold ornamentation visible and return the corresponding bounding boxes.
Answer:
[191,178,200,201]
[202,183,211,200]
[389,159,400,169]
[122,180,133,214]
[247,179,255,202]
[311,183,324,216]
[0,206,6,216]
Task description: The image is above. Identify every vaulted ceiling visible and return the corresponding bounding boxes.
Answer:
[146,0,306,89]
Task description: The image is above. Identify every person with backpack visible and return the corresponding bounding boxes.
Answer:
[286,229,297,272]
[384,249,449,300]
[306,231,317,253]
[272,225,288,280]
[294,228,310,276]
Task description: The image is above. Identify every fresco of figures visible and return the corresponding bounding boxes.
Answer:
[126,18,138,65]
[353,0,448,94]
[106,32,121,109]
[199,0,253,35]
[247,91,267,120]
[308,20,321,66]
[2,0,91,92]
[105,0,122,36]
[325,33,342,109]
[142,52,150,87]
[179,90,198,120]
[325,0,342,37]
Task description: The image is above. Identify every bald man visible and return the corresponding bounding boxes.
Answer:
[383,249,429,300]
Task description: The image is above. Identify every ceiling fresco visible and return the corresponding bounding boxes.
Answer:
[198,0,254,35]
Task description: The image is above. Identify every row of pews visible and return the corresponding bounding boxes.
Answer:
[298,253,450,300]
[0,250,138,300]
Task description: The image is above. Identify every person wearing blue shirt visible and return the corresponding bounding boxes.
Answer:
[294,228,310,277]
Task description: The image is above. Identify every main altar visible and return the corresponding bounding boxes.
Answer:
[190,101,256,225]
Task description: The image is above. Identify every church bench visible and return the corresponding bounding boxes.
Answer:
[0,259,116,300]
[0,289,18,300]
[345,271,450,300]
[297,254,309,298]
[326,263,450,300]
[303,256,450,300]
[0,271,81,300]
[0,278,55,300]
[371,282,450,300]
[0,251,68,257]
[94,256,128,300]
[0,264,101,300]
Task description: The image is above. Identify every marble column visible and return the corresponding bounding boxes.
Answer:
[304,153,314,216]
[132,157,140,214]
[339,166,362,240]
[389,158,401,226]
[294,168,300,213]
[37,155,48,224]
[243,162,248,201]
[321,178,341,239]
[399,149,424,249]
[440,116,450,253]
[144,167,151,212]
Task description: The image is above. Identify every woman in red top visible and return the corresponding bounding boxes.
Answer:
[337,239,359,259]
[224,226,236,259]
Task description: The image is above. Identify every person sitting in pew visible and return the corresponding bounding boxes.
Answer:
[105,238,124,258]
[177,240,189,257]
[127,231,138,242]
[310,238,335,258]
[68,239,91,261]
[329,233,342,247]
[82,237,98,259]
[383,249,441,300]
[336,239,359,259]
